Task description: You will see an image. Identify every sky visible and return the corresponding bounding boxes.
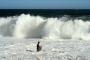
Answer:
[0,0,90,9]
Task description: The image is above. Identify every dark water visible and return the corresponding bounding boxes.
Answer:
[0,9,90,17]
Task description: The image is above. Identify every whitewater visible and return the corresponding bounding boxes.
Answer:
[0,14,90,40]
[0,14,90,60]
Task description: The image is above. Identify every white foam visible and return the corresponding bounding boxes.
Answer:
[0,14,90,40]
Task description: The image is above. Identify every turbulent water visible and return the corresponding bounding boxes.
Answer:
[0,14,90,60]
[0,14,90,40]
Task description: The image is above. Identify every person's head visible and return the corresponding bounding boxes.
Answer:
[38,41,40,44]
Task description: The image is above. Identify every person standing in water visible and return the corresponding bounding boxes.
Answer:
[37,41,42,52]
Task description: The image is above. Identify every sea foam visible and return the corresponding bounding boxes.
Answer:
[0,14,90,40]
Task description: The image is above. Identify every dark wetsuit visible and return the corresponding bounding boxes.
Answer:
[37,42,42,52]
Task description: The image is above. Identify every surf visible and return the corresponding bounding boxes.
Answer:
[0,14,90,40]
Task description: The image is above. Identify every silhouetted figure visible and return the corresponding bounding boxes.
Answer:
[37,41,42,52]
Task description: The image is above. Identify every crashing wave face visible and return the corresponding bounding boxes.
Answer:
[0,14,90,40]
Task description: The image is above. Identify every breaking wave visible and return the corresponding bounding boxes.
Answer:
[0,14,90,40]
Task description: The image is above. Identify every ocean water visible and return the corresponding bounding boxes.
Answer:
[0,13,90,40]
[0,9,90,60]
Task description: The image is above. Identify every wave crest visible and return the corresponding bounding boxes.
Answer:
[0,14,90,40]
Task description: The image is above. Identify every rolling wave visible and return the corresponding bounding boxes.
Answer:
[0,14,90,40]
